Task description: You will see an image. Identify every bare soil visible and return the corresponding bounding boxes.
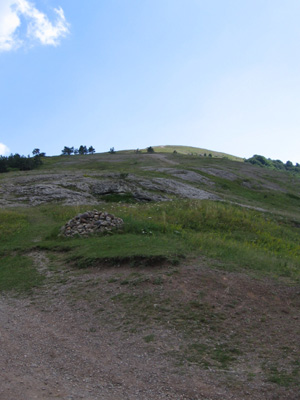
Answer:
[0,253,299,400]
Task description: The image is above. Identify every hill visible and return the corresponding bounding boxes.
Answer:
[152,145,244,161]
[0,146,299,399]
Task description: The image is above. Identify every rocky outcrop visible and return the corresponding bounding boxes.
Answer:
[142,168,214,186]
[91,176,219,202]
[60,210,124,237]
[132,177,219,200]
[0,170,219,207]
[91,180,168,202]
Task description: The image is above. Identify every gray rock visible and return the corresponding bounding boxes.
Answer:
[142,167,214,186]
[60,210,124,237]
[0,170,218,208]
[132,177,219,200]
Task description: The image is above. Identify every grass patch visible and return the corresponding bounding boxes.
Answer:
[184,343,241,369]
[44,233,185,268]
[0,255,44,293]
[211,344,241,368]
[143,334,155,343]
[98,192,137,203]
[0,198,299,294]
[265,365,300,387]
[0,210,29,240]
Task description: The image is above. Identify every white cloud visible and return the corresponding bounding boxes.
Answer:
[0,1,21,51]
[0,0,69,52]
[0,143,10,155]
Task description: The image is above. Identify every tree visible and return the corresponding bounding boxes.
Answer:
[273,160,285,170]
[0,157,8,173]
[147,146,154,153]
[109,147,115,154]
[78,145,88,155]
[32,148,45,158]
[0,153,43,173]
[285,160,294,169]
[246,155,273,168]
[74,148,79,155]
[88,146,95,154]
[61,146,74,155]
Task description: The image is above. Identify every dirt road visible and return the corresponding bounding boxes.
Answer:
[1,254,299,399]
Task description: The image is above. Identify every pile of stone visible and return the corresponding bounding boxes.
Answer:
[60,210,124,237]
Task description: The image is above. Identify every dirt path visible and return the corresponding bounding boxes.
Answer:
[0,252,299,400]
[0,295,222,400]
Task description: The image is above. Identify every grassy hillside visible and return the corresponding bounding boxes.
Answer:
[35,148,300,216]
[1,146,300,286]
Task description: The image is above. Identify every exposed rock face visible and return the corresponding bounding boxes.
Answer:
[91,180,167,202]
[91,176,219,202]
[0,173,97,207]
[0,170,219,208]
[134,177,218,200]
[60,210,124,237]
[142,167,215,186]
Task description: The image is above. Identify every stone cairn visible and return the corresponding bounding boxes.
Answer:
[60,210,124,237]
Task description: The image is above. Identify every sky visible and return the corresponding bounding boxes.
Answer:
[1,0,300,163]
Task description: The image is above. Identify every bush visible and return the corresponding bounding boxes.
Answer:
[246,155,300,175]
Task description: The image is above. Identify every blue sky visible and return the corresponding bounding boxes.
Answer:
[1,0,300,163]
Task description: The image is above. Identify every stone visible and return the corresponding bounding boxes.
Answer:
[60,210,124,237]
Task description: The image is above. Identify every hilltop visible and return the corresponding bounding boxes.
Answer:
[0,146,299,399]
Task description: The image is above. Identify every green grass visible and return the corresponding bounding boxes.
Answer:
[0,255,44,293]
[63,201,298,279]
[60,234,185,268]
[264,364,300,387]
[0,210,29,243]
[183,343,241,369]
[0,199,299,293]
[97,192,138,204]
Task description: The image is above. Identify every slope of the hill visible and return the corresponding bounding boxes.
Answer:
[1,149,299,219]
